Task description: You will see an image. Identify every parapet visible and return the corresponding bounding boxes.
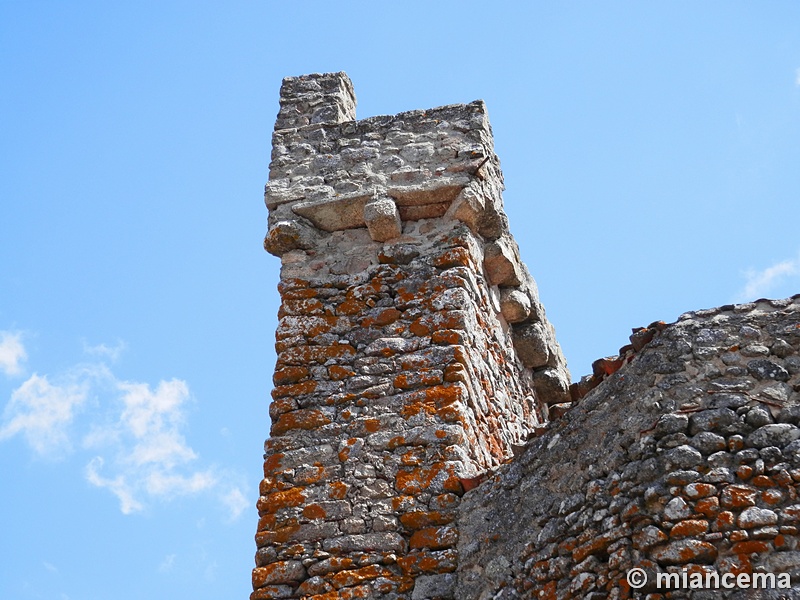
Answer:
[251,73,570,599]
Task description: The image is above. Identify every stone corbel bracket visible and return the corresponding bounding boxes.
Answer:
[264,72,501,252]
[262,72,570,406]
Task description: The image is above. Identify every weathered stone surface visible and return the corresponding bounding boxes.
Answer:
[499,288,531,324]
[483,236,522,287]
[455,297,800,599]
[512,322,549,368]
[738,506,778,529]
[747,423,800,448]
[651,540,718,565]
[364,196,401,242]
[253,73,570,600]
[274,72,356,131]
[253,73,800,600]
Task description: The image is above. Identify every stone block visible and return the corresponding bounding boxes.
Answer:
[482,236,522,286]
[500,288,532,323]
[364,197,402,242]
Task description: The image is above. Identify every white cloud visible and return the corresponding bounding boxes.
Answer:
[43,561,58,573]
[221,486,249,522]
[738,252,800,301]
[84,378,221,512]
[0,374,87,456]
[158,554,176,573]
[86,457,144,514]
[0,331,27,377]
[1,337,245,517]
[796,67,800,87]
[82,339,126,362]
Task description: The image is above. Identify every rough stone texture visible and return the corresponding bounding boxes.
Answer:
[457,297,800,599]
[253,72,800,600]
[252,73,570,600]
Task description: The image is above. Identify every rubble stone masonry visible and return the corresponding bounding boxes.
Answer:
[252,73,800,599]
[252,73,569,599]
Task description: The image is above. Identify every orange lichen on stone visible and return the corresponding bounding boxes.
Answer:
[271,380,318,399]
[263,453,284,475]
[330,565,393,589]
[397,549,458,575]
[255,522,300,546]
[363,418,381,433]
[396,463,462,495]
[714,510,736,531]
[328,365,355,380]
[731,540,772,556]
[399,510,453,530]
[258,487,306,513]
[328,481,349,500]
[408,319,431,337]
[669,519,709,539]
[432,247,473,269]
[273,365,310,385]
[409,526,458,550]
[695,496,720,518]
[361,307,401,327]
[400,447,425,466]
[252,560,306,588]
[271,409,332,436]
[294,465,331,485]
[721,486,757,509]
[432,330,466,346]
[278,343,356,366]
[307,584,373,600]
[279,297,324,316]
[303,503,327,520]
[751,475,777,488]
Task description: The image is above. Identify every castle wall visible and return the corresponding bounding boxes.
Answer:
[457,297,800,599]
[252,73,570,600]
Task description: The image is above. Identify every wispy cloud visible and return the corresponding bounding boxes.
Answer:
[737,252,800,301]
[0,373,88,455]
[221,486,249,522]
[1,338,246,517]
[82,339,126,362]
[84,377,218,513]
[795,67,800,87]
[0,331,27,377]
[43,562,58,574]
[158,554,177,573]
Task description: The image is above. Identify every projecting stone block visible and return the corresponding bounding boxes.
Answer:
[483,236,522,286]
[499,288,532,323]
[292,195,369,232]
[263,219,319,257]
[446,185,486,233]
[512,322,550,368]
[532,367,571,405]
[364,197,401,242]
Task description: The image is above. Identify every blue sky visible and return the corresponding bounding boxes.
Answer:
[2,2,800,598]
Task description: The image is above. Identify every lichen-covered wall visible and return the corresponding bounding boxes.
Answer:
[252,73,569,600]
[252,72,800,600]
[457,297,800,599]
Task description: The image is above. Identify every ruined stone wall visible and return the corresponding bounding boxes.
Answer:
[251,73,800,600]
[251,73,570,600]
[456,297,800,599]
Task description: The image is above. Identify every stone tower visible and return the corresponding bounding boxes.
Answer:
[252,72,570,599]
